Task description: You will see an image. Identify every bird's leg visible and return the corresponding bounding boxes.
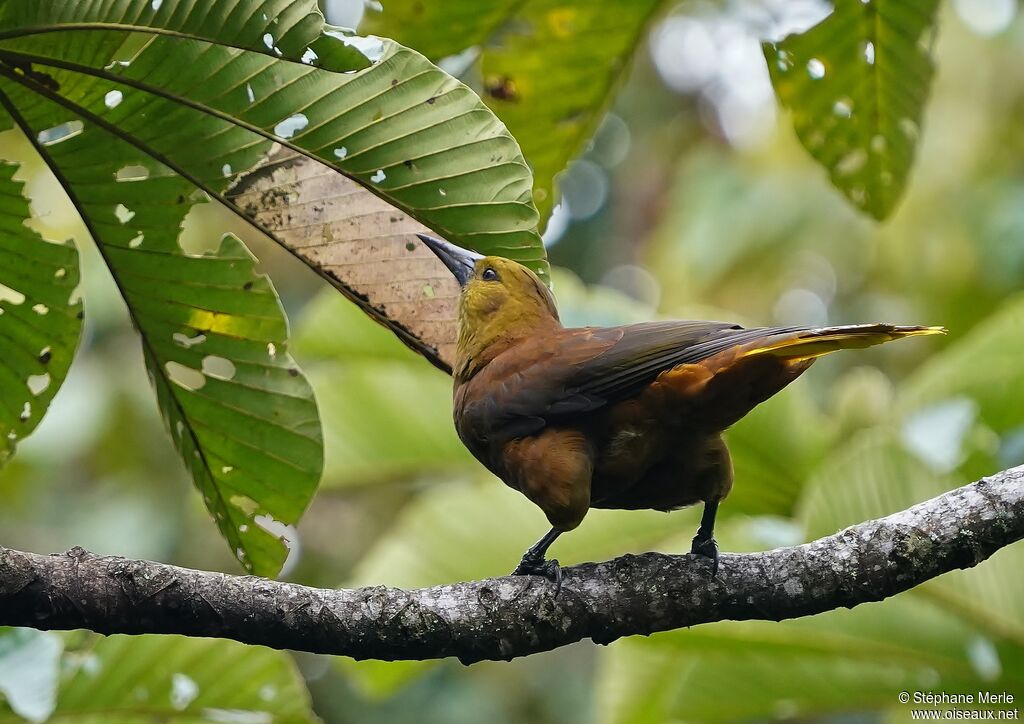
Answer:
[690,498,720,576]
[512,527,563,592]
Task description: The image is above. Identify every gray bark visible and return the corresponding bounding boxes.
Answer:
[1,466,1022,664]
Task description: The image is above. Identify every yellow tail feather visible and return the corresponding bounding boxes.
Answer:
[742,324,946,363]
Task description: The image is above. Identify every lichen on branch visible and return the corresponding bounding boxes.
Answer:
[1,466,1021,663]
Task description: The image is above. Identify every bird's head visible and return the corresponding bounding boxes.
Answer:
[418,233,559,377]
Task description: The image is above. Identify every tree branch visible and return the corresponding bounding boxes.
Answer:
[2,466,1022,663]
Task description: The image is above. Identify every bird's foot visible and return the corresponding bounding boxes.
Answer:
[690,535,719,577]
[512,554,563,596]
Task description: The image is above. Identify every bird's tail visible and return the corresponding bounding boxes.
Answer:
[741,324,946,363]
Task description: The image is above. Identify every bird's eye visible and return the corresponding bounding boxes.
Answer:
[481,267,498,281]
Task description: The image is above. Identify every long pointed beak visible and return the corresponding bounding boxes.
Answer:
[416,233,483,288]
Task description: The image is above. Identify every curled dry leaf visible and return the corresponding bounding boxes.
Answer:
[230,149,460,371]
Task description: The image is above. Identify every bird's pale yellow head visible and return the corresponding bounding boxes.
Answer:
[418,234,558,378]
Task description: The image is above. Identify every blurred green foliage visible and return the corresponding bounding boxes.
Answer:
[0,629,314,723]
[764,0,942,218]
[363,0,665,225]
[3,0,1024,722]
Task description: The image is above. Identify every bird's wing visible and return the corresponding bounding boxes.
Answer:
[471,320,769,440]
[562,320,795,402]
[466,321,940,444]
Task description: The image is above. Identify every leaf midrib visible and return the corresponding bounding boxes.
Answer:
[0,57,453,372]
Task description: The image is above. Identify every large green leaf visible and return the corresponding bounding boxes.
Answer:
[797,311,1024,667]
[764,1,941,219]
[362,0,665,224]
[724,383,835,517]
[801,296,1024,656]
[0,158,81,467]
[0,79,321,577]
[596,514,1024,724]
[800,429,1024,649]
[598,595,1024,724]
[0,0,552,567]
[0,628,63,723]
[0,0,547,372]
[0,633,315,723]
[802,292,1024,642]
[798,427,956,540]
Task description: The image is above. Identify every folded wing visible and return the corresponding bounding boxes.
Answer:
[466,321,942,443]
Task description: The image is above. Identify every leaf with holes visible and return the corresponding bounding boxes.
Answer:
[362,0,665,225]
[228,149,471,370]
[0,0,553,568]
[0,76,320,578]
[0,0,547,373]
[0,150,81,467]
[763,1,940,219]
[4,632,317,723]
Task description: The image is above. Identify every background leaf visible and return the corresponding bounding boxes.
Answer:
[800,429,1024,655]
[0,156,81,468]
[818,294,1024,647]
[362,0,666,225]
[0,628,63,723]
[723,385,835,517]
[0,633,316,723]
[295,290,472,488]
[596,516,1024,724]
[593,288,1024,724]
[598,596,1024,724]
[0,75,322,578]
[764,0,941,219]
[897,293,1024,436]
[350,477,690,589]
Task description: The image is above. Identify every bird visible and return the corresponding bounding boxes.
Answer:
[417,233,943,588]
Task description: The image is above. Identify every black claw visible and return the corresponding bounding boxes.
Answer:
[512,556,563,596]
[691,535,719,577]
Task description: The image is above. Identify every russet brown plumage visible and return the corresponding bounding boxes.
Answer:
[420,234,944,587]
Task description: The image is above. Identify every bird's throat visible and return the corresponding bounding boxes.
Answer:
[454,311,559,381]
